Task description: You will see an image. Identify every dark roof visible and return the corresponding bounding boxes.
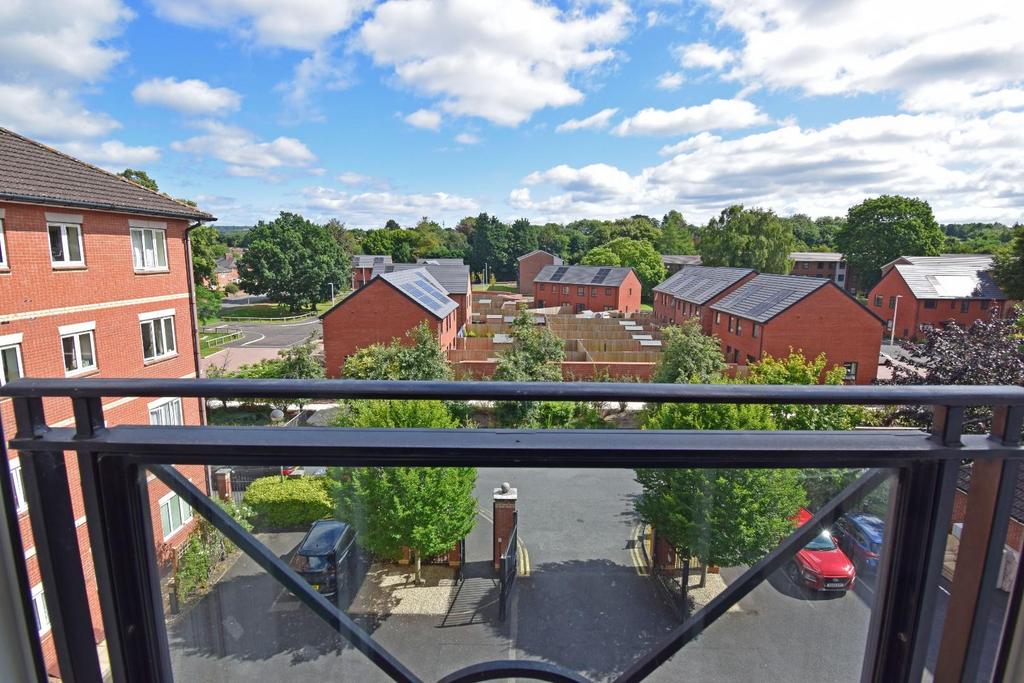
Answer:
[352,254,392,268]
[661,254,702,266]
[891,260,1006,300]
[378,268,458,318]
[653,265,754,304]
[711,274,830,323]
[416,257,465,265]
[214,256,236,273]
[518,249,563,264]
[958,463,1024,523]
[790,251,843,262]
[534,264,634,287]
[372,262,471,294]
[0,126,213,221]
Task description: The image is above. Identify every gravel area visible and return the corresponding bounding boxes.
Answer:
[349,563,458,617]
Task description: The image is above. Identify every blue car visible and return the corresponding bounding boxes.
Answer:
[833,513,885,573]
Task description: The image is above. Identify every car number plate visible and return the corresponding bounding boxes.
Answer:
[312,584,320,590]
[825,581,845,588]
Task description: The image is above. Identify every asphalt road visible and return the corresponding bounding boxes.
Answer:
[206,318,322,349]
[166,468,1005,682]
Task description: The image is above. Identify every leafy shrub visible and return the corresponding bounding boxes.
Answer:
[176,535,212,600]
[242,476,338,529]
[224,282,240,294]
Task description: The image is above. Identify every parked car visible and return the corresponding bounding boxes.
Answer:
[288,520,358,597]
[788,509,856,592]
[833,513,885,574]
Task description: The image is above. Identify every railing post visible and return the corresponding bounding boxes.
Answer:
[861,406,962,683]
[13,397,103,683]
[934,404,1023,682]
[73,397,173,682]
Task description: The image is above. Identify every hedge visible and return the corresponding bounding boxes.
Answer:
[242,476,338,529]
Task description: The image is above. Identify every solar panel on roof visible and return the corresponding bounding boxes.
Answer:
[591,267,612,284]
[549,266,569,281]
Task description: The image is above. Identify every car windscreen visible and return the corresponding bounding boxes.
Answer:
[805,530,837,551]
[301,553,331,571]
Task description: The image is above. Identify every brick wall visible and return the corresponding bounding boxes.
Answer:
[534,272,641,314]
[518,252,557,293]
[653,272,756,335]
[322,277,458,377]
[951,488,1024,553]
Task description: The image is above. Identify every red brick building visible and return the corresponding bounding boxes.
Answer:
[533,265,641,314]
[351,254,392,289]
[0,126,212,676]
[214,252,240,289]
[789,252,853,291]
[652,266,755,334]
[710,274,883,384]
[866,255,1011,339]
[372,261,473,330]
[322,268,459,377]
[517,249,562,293]
[660,254,702,275]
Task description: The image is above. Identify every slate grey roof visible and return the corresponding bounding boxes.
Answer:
[518,249,563,264]
[881,254,993,273]
[352,254,392,268]
[371,262,471,294]
[892,259,1006,300]
[790,251,843,262]
[215,256,236,273]
[661,254,703,266]
[0,126,213,221]
[416,257,465,265]
[534,264,634,287]
[378,267,457,318]
[711,274,830,323]
[653,266,754,304]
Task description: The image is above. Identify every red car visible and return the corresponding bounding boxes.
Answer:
[788,509,856,592]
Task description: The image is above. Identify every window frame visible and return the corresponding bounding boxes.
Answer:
[923,300,937,309]
[148,397,184,426]
[31,584,50,636]
[0,336,24,386]
[874,295,883,307]
[577,286,585,296]
[60,328,97,377]
[139,312,177,362]
[0,216,7,269]
[960,300,970,313]
[9,458,27,515]
[47,222,85,268]
[752,323,761,338]
[158,491,193,540]
[843,361,859,382]
[130,227,168,272]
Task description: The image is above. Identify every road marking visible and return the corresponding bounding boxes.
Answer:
[278,319,321,328]
[240,333,266,347]
[629,523,649,576]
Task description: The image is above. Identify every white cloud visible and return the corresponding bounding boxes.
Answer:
[613,98,769,136]
[646,11,659,28]
[338,171,371,185]
[510,111,1024,225]
[171,121,317,180]
[555,107,619,132]
[658,132,722,156]
[0,0,132,82]
[277,47,354,122]
[58,140,161,169]
[674,42,734,70]
[901,82,1024,114]
[303,186,478,227]
[0,84,119,140]
[702,0,1024,112]
[359,0,631,126]
[656,72,685,90]
[454,132,481,145]
[151,0,371,50]
[133,77,242,115]
[404,109,442,130]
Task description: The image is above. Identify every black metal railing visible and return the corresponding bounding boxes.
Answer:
[2,378,1024,683]
[498,510,518,623]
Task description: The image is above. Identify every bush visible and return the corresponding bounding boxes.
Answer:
[242,476,338,529]
[176,535,212,600]
[224,282,240,294]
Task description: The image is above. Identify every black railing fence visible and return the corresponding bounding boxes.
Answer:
[498,511,519,623]
[2,378,1024,683]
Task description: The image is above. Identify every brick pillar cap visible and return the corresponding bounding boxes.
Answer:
[215,468,232,475]
[493,482,518,500]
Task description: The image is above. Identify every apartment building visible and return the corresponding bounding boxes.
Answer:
[0,126,213,676]
[517,249,562,293]
[789,252,852,289]
[533,265,641,314]
[652,266,756,334]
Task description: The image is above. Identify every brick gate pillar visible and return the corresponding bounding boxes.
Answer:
[492,482,518,572]
[652,527,676,571]
[214,468,233,501]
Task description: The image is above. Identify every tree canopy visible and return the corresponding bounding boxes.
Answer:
[836,195,944,290]
[698,205,796,274]
[493,310,565,426]
[581,237,665,300]
[237,212,347,312]
[653,321,726,383]
[189,224,226,285]
[992,224,1024,300]
[119,168,158,192]
[657,210,696,255]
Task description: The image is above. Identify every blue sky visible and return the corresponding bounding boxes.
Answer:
[2,1,1022,227]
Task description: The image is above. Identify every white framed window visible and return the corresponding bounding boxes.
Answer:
[139,312,176,362]
[159,491,193,540]
[48,223,84,267]
[0,335,24,386]
[31,584,50,636]
[9,458,27,514]
[149,397,183,426]
[130,227,168,271]
[843,361,858,381]
[0,216,7,268]
[60,323,97,376]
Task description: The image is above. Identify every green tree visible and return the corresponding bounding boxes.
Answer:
[579,246,621,267]
[189,224,226,284]
[509,218,540,263]
[992,225,1024,299]
[746,352,868,431]
[653,321,726,383]
[493,310,565,426]
[657,210,696,254]
[538,223,570,258]
[614,215,662,244]
[582,237,666,300]
[360,228,394,256]
[385,219,401,230]
[836,195,943,290]
[195,285,223,324]
[699,205,796,274]
[341,323,452,381]
[237,213,345,312]
[119,168,158,192]
[469,213,511,279]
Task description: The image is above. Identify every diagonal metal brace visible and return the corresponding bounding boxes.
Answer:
[148,464,423,683]
[615,467,891,683]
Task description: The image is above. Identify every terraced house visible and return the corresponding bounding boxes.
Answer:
[533,265,641,314]
[652,265,756,334]
[0,127,214,676]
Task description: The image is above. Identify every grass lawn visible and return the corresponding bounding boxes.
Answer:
[472,282,518,293]
[198,330,241,357]
[641,303,653,311]
[219,297,344,321]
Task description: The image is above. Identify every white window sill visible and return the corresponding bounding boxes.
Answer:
[134,268,170,275]
[16,505,27,517]
[162,522,190,543]
[64,366,98,378]
[51,263,87,270]
[143,353,178,366]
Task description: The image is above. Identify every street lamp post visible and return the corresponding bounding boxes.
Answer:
[890,294,902,346]
[329,282,335,302]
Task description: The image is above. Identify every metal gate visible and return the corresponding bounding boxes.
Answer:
[498,511,518,621]
[223,465,282,504]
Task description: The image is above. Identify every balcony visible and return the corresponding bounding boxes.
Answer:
[2,378,1024,682]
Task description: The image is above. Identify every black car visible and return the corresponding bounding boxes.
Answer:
[288,520,357,597]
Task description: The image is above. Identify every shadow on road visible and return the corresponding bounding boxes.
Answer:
[765,565,850,602]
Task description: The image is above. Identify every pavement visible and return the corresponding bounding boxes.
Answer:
[201,318,322,373]
[165,468,1010,682]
